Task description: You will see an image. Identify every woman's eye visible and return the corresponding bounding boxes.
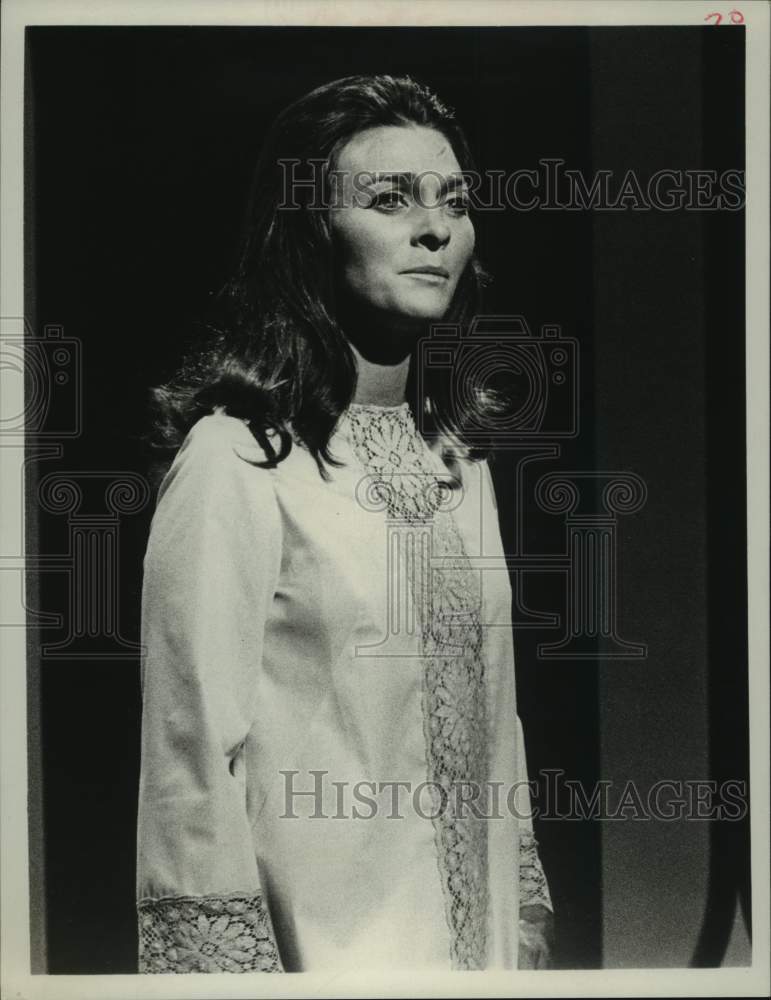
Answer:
[373,190,408,211]
[447,195,470,215]
[369,189,469,214]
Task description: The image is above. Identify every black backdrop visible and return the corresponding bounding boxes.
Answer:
[25,25,747,973]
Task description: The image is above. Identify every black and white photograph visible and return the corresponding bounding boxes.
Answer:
[1,1,768,997]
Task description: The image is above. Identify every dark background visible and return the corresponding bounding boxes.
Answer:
[25,25,748,972]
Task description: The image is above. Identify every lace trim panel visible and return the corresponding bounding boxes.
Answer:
[345,404,490,970]
[519,832,554,912]
[137,893,283,973]
[421,514,491,970]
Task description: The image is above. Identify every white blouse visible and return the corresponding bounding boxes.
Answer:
[136,403,552,973]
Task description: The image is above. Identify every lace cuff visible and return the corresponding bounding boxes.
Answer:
[137,893,283,973]
[519,832,553,913]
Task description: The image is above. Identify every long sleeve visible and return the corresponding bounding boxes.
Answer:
[515,715,554,914]
[136,413,284,973]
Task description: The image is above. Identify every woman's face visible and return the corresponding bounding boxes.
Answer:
[328,124,475,325]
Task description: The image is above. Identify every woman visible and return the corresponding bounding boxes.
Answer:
[136,74,553,973]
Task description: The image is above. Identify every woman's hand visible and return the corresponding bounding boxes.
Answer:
[518,903,555,969]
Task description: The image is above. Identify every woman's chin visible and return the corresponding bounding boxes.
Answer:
[392,296,453,323]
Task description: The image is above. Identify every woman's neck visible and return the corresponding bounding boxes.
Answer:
[339,299,423,407]
[349,341,411,406]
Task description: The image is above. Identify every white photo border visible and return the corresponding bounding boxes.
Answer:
[1,2,768,998]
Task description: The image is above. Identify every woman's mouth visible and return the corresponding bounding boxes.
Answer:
[401,266,450,283]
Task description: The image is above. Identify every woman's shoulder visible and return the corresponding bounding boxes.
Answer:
[181,409,273,466]
[148,411,284,555]
[154,410,278,508]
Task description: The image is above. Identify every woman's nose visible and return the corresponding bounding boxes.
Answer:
[411,207,451,251]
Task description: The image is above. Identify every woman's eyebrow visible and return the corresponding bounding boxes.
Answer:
[366,171,414,188]
[367,171,469,192]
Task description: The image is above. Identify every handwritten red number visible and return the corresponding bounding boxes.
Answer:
[705,9,744,23]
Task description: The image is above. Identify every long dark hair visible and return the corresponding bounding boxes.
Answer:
[147,74,497,474]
